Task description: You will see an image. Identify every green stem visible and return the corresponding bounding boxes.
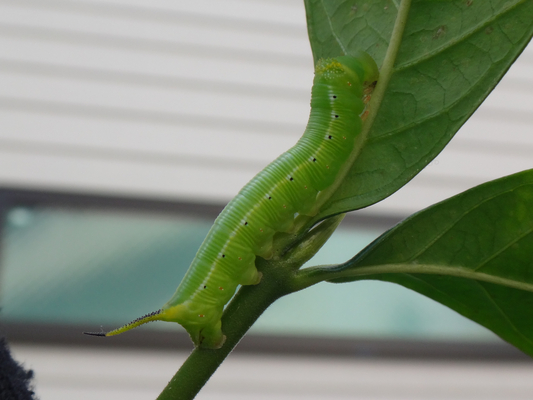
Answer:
[156,214,346,399]
[156,259,294,400]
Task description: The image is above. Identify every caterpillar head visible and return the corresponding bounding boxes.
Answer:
[337,51,379,86]
[315,52,379,97]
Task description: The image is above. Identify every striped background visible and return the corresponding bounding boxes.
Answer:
[0,0,531,217]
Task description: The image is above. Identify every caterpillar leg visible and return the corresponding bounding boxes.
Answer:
[179,318,226,349]
[239,266,262,286]
[199,320,226,349]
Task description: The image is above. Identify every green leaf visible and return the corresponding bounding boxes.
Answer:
[304,0,533,220]
[302,169,533,356]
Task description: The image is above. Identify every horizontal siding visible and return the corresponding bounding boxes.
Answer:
[0,0,532,215]
[0,73,308,125]
[11,344,533,400]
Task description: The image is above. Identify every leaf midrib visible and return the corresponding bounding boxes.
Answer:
[313,0,412,221]
[326,263,533,293]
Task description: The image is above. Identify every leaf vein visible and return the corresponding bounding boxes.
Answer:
[394,0,526,71]
[324,263,533,293]
[475,281,533,347]
[404,185,530,262]
[474,225,533,272]
[319,0,347,55]
[403,273,474,311]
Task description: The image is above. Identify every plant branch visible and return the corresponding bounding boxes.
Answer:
[156,257,295,400]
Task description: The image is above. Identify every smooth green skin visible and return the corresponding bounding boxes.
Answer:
[158,54,376,348]
[94,55,378,349]
[156,1,533,399]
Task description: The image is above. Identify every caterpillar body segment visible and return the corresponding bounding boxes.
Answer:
[85,52,379,349]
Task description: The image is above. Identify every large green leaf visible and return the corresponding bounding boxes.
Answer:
[305,170,533,355]
[304,0,533,220]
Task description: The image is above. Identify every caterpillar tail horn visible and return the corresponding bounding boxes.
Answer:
[83,309,163,337]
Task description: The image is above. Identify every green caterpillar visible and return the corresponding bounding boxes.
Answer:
[85,52,379,349]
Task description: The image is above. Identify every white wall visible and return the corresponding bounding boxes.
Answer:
[0,0,531,216]
[12,344,533,400]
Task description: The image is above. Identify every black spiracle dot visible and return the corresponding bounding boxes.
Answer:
[221,254,225,258]
[335,115,339,118]
[203,285,207,289]
[244,221,248,226]
[312,158,317,162]
[268,196,272,200]
[328,135,332,139]
[333,95,337,99]
[289,176,294,181]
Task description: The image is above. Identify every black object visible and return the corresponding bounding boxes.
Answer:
[0,337,37,400]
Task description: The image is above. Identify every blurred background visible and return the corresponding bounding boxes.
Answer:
[0,0,532,399]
